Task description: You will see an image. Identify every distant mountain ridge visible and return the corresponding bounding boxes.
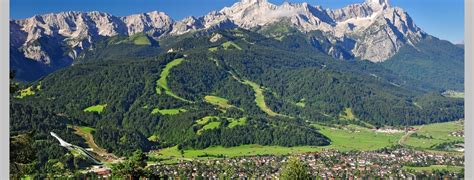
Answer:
[11,0,424,66]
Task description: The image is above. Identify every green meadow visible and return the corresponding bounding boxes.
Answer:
[402,165,463,173]
[208,47,218,52]
[222,41,242,50]
[83,104,107,114]
[198,122,222,134]
[196,116,219,125]
[227,117,247,128]
[111,33,152,46]
[151,108,187,115]
[130,34,152,45]
[78,126,96,134]
[242,80,281,117]
[152,124,405,163]
[150,145,320,164]
[195,116,247,134]
[313,124,403,151]
[204,95,234,109]
[295,98,306,108]
[156,58,191,102]
[339,107,356,120]
[404,121,464,149]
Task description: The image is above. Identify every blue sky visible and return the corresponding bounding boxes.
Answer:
[10,0,464,43]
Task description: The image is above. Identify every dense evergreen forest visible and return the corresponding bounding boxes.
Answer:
[10,28,464,173]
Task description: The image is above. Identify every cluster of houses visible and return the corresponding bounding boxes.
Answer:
[449,130,464,137]
[145,148,464,179]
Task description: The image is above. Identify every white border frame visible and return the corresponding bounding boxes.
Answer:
[0,0,472,178]
[465,0,473,178]
[0,0,9,178]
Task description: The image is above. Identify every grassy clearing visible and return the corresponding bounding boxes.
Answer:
[152,124,404,163]
[131,34,152,45]
[196,116,219,125]
[313,124,403,151]
[208,47,218,52]
[274,36,285,41]
[228,117,247,128]
[197,122,222,135]
[156,58,191,102]
[405,121,464,149]
[148,135,159,142]
[402,165,463,173]
[112,33,152,46]
[339,107,356,120]
[204,95,235,109]
[413,102,423,109]
[15,82,41,99]
[16,87,36,99]
[151,145,320,163]
[151,108,187,115]
[202,122,221,130]
[195,116,246,134]
[222,41,242,50]
[442,91,464,99]
[152,122,463,163]
[73,126,117,163]
[83,104,107,114]
[296,98,306,108]
[78,126,95,134]
[242,80,280,117]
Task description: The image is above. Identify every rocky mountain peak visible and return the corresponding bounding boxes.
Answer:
[10,0,427,68]
[365,0,390,11]
[240,0,269,5]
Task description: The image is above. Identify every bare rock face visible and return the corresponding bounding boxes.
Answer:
[209,33,223,43]
[195,0,424,62]
[351,7,424,62]
[171,16,204,35]
[122,11,173,36]
[10,0,426,70]
[11,11,173,64]
[21,44,51,64]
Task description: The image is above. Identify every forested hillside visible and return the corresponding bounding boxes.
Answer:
[11,28,464,159]
[382,36,464,91]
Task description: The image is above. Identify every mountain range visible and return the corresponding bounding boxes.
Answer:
[10,0,432,81]
[10,0,464,165]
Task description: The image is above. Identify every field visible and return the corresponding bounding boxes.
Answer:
[208,47,218,52]
[198,122,221,133]
[152,124,405,163]
[196,116,246,128]
[111,33,152,46]
[402,165,463,173]
[196,116,219,125]
[150,145,320,163]
[404,121,464,149]
[156,58,191,102]
[295,98,305,108]
[313,124,403,151]
[72,126,117,163]
[339,107,356,120]
[16,86,35,99]
[442,91,464,99]
[83,104,107,114]
[195,116,247,134]
[203,122,222,130]
[242,80,281,117]
[151,108,187,115]
[78,126,95,134]
[130,34,152,45]
[204,95,234,109]
[222,41,242,50]
[227,117,247,128]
